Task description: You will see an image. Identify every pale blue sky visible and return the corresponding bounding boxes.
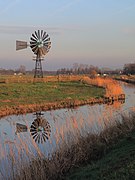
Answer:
[0,0,135,70]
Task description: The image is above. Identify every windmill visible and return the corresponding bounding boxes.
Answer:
[16,30,51,78]
[15,111,51,144]
[30,111,51,143]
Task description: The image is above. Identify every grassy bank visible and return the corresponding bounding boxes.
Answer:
[0,81,105,117]
[0,76,125,117]
[9,111,134,180]
[0,81,105,107]
[67,130,135,180]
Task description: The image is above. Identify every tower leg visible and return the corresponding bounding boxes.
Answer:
[34,59,43,78]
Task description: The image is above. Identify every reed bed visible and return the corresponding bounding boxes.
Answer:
[82,76,124,96]
[0,109,135,180]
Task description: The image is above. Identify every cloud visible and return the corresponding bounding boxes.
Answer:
[0,25,62,35]
[0,24,83,36]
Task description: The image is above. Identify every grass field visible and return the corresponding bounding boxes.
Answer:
[0,81,105,108]
[67,130,135,180]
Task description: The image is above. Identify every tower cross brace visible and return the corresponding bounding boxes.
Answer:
[34,57,43,78]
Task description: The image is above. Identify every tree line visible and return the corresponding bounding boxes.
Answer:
[57,63,135,75]
[123,63,135,75]
[57,64,101,75]
[0,63,134,75]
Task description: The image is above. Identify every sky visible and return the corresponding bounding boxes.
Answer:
[0,0,135,70]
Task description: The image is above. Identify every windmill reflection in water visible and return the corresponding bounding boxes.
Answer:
[15,111,51,144]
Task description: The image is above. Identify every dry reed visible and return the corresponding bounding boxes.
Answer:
[82,76,124,96]
[1,110,134,180]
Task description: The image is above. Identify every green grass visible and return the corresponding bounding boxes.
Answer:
[0,81,105,108]
[67,131,135,180]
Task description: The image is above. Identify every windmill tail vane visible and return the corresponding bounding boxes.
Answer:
[16,40,28,51]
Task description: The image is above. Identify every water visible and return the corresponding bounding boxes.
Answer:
[0,82,135,178]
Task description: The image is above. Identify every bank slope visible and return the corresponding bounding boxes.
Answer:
[67,130,135,180]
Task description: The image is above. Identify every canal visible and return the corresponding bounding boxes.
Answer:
[0,82,135,178]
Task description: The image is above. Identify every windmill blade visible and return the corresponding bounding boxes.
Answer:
[33,134,38,140]
[40,48,46,56]
[43,34,49,41]
[30,41,37,45]
[34,47,39,54]
[43,37,50,43]
[37,118,41,126]
[16,40,27,51]
[31,131,37,136]
[41,136,44,144]
[33,120,39,127]
[30,124,37,130]
[43,132,49,140]
[48,44,51,48]
[32,47,38,53]
[46,40,51,44]
[32,47,38,54]
[30,40,37,44]
[30,37,37,43]
[43,42,51,47]
[42,31,46,40]
[32,33,38,40]
[48,48,50,51]
[43,46,51,52]
[41,30,44,39]
[42,133,48,140]
[30,43,37,47]
[30,128,37,133]
[47,46,51,50]
[42,134,46,142]
[30,45,37,50]
[41,47,47,55]
[38,30,40,40]
[35,134,40,142]
[43,46,48,52]
[43,45,50,49]
[35,31,39,39]
[38,136,40,143]
[38,48,43,54]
